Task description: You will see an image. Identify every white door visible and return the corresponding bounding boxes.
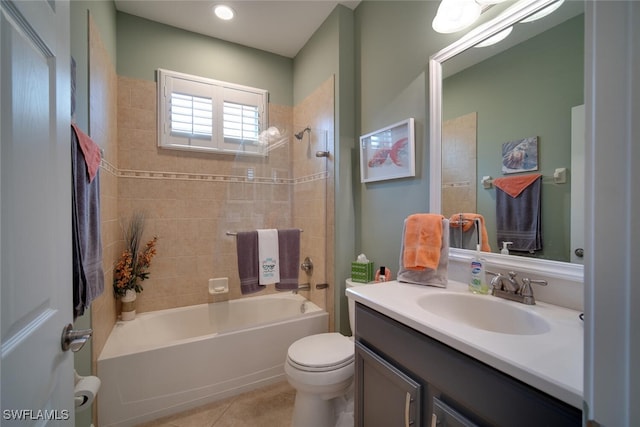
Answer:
[570,104,584,264]
[1,0,73,424]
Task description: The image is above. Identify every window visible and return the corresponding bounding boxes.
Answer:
[157,69,268,155]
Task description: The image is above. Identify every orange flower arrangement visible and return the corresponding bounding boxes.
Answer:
[113,212,158,297]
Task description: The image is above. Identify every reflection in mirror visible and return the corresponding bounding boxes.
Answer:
[430,0,584,265]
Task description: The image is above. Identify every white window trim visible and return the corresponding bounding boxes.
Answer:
[157,68,268,156]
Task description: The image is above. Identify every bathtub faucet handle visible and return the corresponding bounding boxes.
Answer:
[300,257,313,274]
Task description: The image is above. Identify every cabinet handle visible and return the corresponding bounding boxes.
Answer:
[405,392,412,427]
[431,413,438,427]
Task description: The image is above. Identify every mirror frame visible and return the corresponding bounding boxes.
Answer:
[429,0,583,281]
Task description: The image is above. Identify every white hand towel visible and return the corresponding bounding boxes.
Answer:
[257,229,280,285]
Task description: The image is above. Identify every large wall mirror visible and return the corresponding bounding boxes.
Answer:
[429,0,584,280]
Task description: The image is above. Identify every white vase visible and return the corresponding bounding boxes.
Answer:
[121,289,137,321]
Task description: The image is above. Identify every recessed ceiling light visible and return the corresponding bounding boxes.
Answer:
[214,5,235,21]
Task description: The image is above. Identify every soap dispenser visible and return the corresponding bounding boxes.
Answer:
[501,241,513,255]
[469,245,489,294]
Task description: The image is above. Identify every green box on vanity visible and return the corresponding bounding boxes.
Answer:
[351,261,374,283]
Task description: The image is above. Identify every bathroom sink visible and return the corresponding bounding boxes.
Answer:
[416,292,551,335]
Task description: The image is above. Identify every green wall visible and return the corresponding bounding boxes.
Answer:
[353,2,584,269]
[354,1,438,275]
[443,15,584,261]
[116,13,293,106]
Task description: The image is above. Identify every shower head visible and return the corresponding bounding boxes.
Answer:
[294,127,311,140]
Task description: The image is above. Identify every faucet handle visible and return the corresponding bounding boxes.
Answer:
[485,271,503,290]
[520,277,548,304]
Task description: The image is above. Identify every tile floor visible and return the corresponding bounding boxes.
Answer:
[137,381,296,427]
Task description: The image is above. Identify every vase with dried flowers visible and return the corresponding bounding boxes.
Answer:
[113,212,158,320]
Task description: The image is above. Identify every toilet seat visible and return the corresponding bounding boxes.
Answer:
[287,333,354,373]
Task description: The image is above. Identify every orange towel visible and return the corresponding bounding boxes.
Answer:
[449,213,491,252]
[71,123,101,182]
[493,174,542,198]
[403,213,444,271]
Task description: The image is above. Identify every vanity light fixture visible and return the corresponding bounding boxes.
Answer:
[474,25,513,47]
[432,0,482,34]
[432,0,564,35]
[213,4,235,21]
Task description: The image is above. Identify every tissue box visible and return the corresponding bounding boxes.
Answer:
[351,261,374,283]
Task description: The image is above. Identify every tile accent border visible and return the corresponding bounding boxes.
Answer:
[100,160,328,185]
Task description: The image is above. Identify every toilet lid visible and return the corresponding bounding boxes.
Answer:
[287,333,354,371]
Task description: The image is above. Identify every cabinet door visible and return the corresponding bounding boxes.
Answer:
[432,397,479,427]
[355,341,421,427]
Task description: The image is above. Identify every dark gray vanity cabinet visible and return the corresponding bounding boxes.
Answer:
[355,341,422,426]
[354,303,581,427]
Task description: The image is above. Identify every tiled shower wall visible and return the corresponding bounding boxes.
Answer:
[115,74,334,319]
[115,75,295,313]
[92,69,335,365]
[292,76,336,330]
[441,112,477,219]
[87,15,119,369]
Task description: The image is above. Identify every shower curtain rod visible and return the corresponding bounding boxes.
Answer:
[226,229,303,236]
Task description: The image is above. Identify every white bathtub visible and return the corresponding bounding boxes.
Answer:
[97,293,328,427]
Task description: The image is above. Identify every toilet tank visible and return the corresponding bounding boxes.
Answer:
[345,278,374,335]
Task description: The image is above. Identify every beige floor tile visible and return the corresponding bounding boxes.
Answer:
[136,381,294,427]
[212,382,295,427]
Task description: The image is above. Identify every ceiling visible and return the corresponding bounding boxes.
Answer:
[114,0,361,58]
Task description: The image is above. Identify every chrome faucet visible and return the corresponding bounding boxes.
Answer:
[486,271,547,305]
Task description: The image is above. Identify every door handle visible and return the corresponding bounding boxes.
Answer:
[405,392,414,426]
[61,323,92,352]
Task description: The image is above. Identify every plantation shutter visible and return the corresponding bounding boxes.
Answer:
[158,69,267,155]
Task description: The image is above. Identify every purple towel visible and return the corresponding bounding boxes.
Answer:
[236,231,263,295]
[71,125,104,318]
[496,176,542,252]
[276,229,301,291]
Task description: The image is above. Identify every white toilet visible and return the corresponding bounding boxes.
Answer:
[285,279,369,427]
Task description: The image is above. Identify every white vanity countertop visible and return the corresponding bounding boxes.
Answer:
[346,279,583,409]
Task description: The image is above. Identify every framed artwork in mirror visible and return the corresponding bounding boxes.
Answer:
[502,136,539,174]
[360,118,415,183]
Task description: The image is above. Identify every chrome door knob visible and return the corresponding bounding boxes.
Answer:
[61,324,92,352]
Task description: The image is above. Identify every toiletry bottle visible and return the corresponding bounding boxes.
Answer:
[501,241,513,255]
[469,245,489,294]
[375,266,387,282]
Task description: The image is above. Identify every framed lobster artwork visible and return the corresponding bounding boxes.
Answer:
[360,118,416,183]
